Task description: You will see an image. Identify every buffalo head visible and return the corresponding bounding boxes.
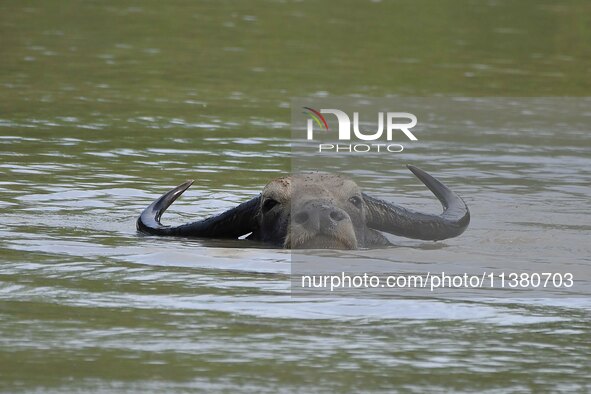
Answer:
[137,165,470,249]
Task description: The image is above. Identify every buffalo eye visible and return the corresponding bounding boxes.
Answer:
[349,196,362,209]
[262,198,279,213]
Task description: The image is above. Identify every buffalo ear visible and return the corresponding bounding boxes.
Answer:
[137,180,261,238]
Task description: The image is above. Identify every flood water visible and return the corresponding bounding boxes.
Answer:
[1,1,591,392]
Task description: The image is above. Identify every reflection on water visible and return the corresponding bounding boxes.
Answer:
[1,0,591,392]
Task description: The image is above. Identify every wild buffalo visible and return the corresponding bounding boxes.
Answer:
[137,165,470,249]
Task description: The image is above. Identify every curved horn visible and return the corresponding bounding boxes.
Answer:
[137,180,260,238]
[364,165,470,241]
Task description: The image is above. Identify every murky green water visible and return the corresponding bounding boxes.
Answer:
[1,1,590,392]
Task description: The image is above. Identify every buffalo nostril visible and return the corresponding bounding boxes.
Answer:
[294,211,309,224]
[330,210,346,221]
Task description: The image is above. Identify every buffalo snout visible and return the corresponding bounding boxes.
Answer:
[293,200,349,233]
[289,198,358,249]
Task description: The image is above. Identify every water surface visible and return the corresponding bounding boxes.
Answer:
[1,0,590,392]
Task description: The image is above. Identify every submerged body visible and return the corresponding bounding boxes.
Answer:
[137,165,470,249]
